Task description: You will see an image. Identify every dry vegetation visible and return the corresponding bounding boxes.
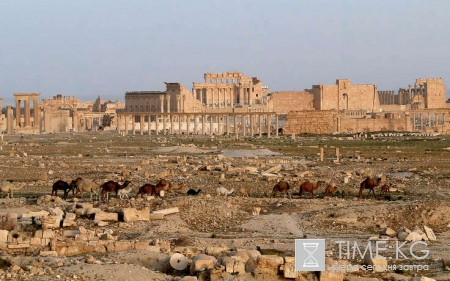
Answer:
[1,131,450,280]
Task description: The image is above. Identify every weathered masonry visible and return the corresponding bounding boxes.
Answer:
[116,112,280,138]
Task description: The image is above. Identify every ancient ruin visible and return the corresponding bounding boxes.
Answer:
[1,72,449,136]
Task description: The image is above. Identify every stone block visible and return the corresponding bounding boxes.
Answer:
[39,251,58,257]
[320,271,344,281]
[122,207,150,222]
[190,254,217,275]
[424,226,436,241]
[254,255,284,275]
[42,229,55,239]
[94,212,118,222]
[0,230,8,242]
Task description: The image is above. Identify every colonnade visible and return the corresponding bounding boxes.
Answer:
[116,113,279,138]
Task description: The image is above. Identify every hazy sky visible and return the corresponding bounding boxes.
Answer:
[1,0,449,106]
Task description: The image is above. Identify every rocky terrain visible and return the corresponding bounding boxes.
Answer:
[0,131,450,281]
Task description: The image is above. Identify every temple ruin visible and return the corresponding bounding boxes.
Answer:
[1,72,449,136]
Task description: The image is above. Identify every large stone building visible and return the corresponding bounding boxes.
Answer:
[124,71,270,114]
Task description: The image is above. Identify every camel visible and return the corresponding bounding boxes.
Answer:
[299,180,324,199]
[271,180,291,198]
[380,184,391,196]
[117,186,134,199]
[187,189,202,196]
[167,182,185,197]
[51,180,75,200]
[0,180,25,198]
[359,177,382,198]
[235,186,253,198]
[71,178,101,201]
[100,180,131,201]
[324,183,339,197]
[216,186,235,196]
[135,183,157,198]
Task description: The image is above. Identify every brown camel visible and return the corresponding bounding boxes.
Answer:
[271,180,291,198]
[100,180,131,201]
[359,177,382,198]
[324,183,339,197]
[380,184,391,196]
[299,180,324,198]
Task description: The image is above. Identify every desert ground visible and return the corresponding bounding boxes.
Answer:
[1,131,450,281]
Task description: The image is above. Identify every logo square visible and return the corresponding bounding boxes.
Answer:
[295,239,326,271]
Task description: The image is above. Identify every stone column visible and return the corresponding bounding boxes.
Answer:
[155,114,159,135]
[176,96,181,112]
[194,115,198,134]
[6,106,13,135]
[226,114,230,136]
[239,87,243,105]
[33,98,39,129]
[15,99,21,127]
[275,114,279,138]
[211,89,214,108]
[250,114,254,136]
[163,114,167,135]
[124,115,128,135]
[209,115,213,135]
[24,100,31,127]
[166,96,170,113]
[160,95,164,113]
[231,87,234,107]
[132,114,136,135]
[170,115,174,135]
[242,115,246,137]
[186,115,190,134]
[259,114,263,138]
[202,115,205,135]
[408,85,412,103]
[178,115,182,135]
[140,115,144,135]
[218,115,222,135]
[267,114,271,138]
[234,114,238,140]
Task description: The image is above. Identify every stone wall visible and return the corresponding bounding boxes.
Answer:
[268,91,313,114]
[283,109,450,134]
[283,110,335,134]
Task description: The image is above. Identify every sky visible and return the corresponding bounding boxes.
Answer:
[1,0,450,106]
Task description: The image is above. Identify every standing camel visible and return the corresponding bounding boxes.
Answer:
[359,177,382,198]
[271,181,292,198]
[299,180,324,199]
[100,180,131,201]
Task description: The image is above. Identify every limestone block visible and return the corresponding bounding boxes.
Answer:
[380,227,397,237]
[222,257,235,273]
[8,243,30,249]
[39,251,58,257]
[65,213,76,221]
[63,229,81,237]
[152,207,179,216]
[173,246,201,259]
[205,245,228,257]
[0,230,8,242]
[21,211,49,219]
[122,207,150,222]
[190,254,217,275]
[113,241,133,252]
[94,212,118,222]
[405,232,423,243]
[282,261,299,278]
[254,255,284,275]
[49,207,64,217]
[85,207,102,216]
[424,226,436,241]
[42,229,55,239]
[411,277,436,281]
[134,241,150,250]
[320,271,344,281]
[30,237,41,245]
[363,255,388,272]
[263,164,282,174]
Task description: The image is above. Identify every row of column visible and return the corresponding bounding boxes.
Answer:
[193,87,252,108]
[15,98,39,127]
[117,113,279,138]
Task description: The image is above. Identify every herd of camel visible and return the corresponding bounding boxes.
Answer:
[46,175,392,202]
